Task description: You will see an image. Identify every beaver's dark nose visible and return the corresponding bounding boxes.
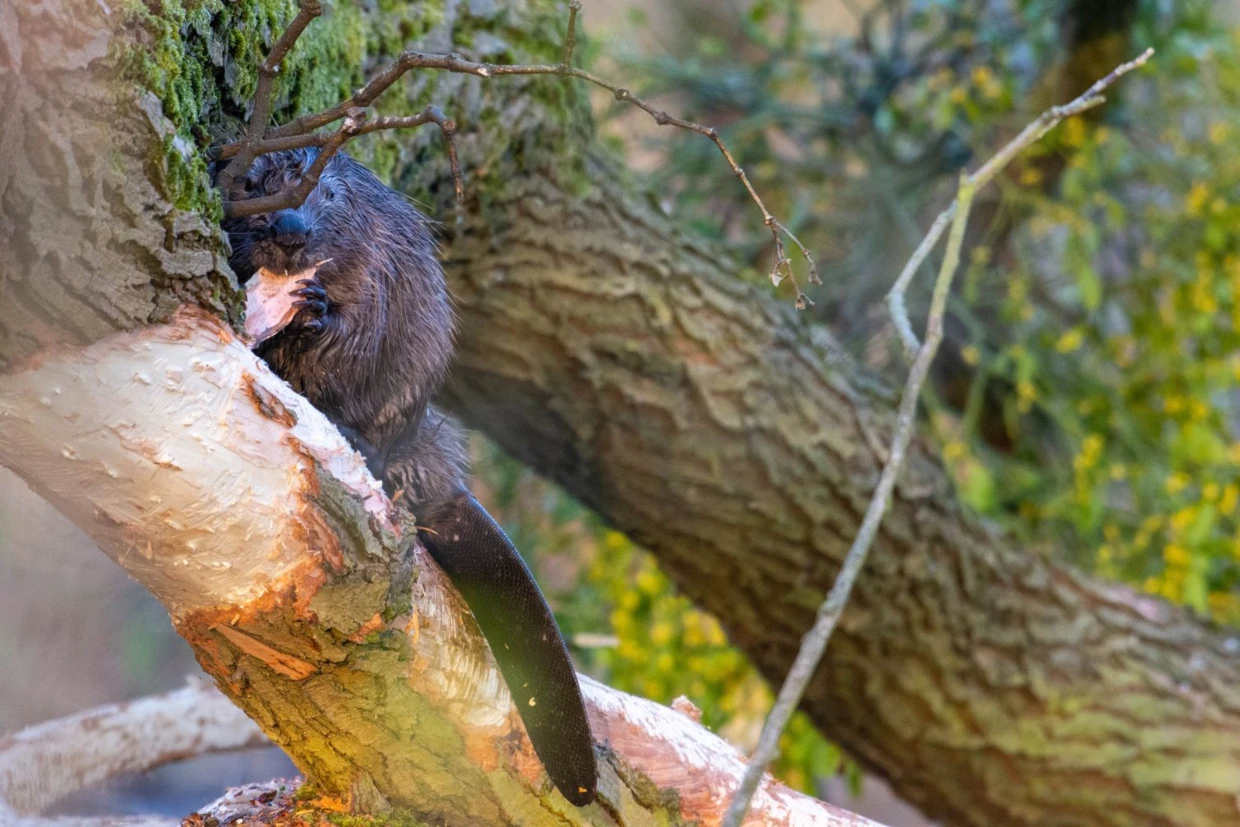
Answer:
[270,210,309,254]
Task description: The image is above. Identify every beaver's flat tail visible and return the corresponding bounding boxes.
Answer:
[419,491,598,806]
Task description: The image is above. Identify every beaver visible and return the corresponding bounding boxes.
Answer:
[218,148,598,807]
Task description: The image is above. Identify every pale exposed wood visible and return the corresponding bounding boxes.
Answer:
[0,314,882,826]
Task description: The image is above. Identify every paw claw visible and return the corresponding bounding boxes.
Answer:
[288,276,329,330]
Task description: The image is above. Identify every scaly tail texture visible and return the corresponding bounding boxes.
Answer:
[419,491,598,806]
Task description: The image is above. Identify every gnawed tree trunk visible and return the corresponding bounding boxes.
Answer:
[1,1,1238,827]
[0,310,875,826]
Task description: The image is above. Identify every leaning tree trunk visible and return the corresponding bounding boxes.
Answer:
[2,2,1239,827]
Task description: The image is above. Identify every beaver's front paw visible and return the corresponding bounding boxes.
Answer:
[290,278,329,333]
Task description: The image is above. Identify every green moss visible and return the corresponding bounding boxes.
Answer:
[111,0,598,229]
[325,811,431,827]
[111,0,444,220]
[292,783,320,801]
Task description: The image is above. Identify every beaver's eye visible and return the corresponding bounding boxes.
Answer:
[243,177,258,195]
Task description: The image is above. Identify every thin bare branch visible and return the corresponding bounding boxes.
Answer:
[562,0,581,68]
[720,47,1154,827]
[886,203,954,358]
[885,47,1154,356]
[220,107,462,217]
[215,0,322,196]
[215,0,814,299]
[222,109,361,218]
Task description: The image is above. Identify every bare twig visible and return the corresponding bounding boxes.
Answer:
[215,1,816,301]
[887,203,954,359]
[221,106,462,216]
[215,0,322,197]
[720,47,1154,827]
[886,47,1154,357]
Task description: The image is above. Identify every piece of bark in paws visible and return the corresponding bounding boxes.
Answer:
[244,264,320,346]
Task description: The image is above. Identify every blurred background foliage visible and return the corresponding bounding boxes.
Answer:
[7,0,1240,821]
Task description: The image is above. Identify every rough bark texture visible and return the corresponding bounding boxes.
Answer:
[439,170,1240,827]
[0,0,236,370]
[2,1,1239,826]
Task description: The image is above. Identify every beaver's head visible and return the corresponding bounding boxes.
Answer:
[219,148,363,279]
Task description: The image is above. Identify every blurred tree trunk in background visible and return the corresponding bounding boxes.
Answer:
[2,1,1239,826]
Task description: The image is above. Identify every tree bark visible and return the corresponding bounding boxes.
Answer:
[2,1,1238,827]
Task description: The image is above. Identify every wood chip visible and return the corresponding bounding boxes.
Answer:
[244,262,326,346]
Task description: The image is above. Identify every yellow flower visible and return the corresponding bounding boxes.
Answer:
[610,610,630,633]
[618,639,644,662]
[650,622,675,646]
[1110,463,1127,481]
[637,569,664,596]
[1165,472,1191,496]
[962,345,981,366]
[1061,116,1087,147]
[1209,122,1231,145]
[1221,485,1238,515]
[1170,507,1196,534]
[1056,327,1085,353]
[1192,279,1219,314]
[1187,182,1210,215]
[1076,435,1104,470]
[942,440,966,461]
[1204,482,1221,502]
